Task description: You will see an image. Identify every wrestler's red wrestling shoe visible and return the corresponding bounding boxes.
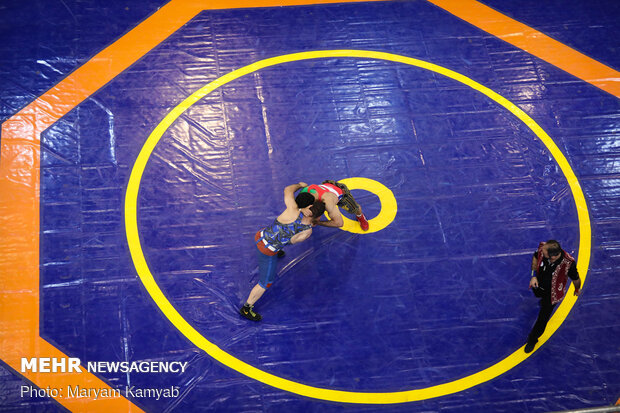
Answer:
[356,213,369,231]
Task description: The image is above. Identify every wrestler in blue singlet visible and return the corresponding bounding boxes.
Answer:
[259,213,312,251]
[254,213,312,288]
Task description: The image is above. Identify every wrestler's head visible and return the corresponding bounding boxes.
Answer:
[295,192,315,208]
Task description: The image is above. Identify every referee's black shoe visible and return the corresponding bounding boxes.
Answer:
[524,340,537,353]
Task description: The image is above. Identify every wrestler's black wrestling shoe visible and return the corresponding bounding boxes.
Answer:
[240,304,261,321]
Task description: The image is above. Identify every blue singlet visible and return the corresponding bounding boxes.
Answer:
[259,212,312,252]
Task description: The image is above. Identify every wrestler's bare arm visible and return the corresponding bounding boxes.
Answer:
[314,196,344,228]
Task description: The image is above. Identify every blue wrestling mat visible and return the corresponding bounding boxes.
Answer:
[1,1,619,412]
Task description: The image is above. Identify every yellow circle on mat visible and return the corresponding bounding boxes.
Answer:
[125,50,591,404]
[330,177,397,234]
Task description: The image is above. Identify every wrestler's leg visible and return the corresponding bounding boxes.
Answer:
[323,180,369,230]
[240,252,277,321]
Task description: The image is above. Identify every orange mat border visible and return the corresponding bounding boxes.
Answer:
[429,0,620,98]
